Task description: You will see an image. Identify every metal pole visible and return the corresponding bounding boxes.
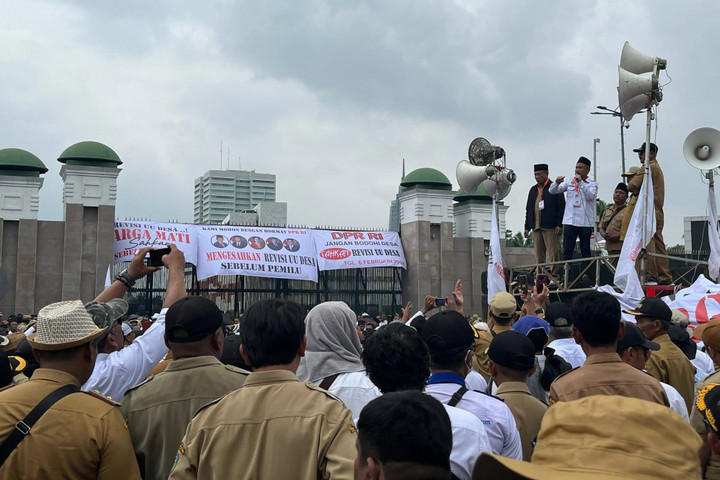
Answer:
[640,108,653,284]
[620,117,626,178]
[593,138,599,252]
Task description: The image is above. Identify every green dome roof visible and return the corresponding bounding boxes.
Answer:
[58,141,122,166]
[400,168,452,190]
[0,148,48,176]
[454,183,492,202]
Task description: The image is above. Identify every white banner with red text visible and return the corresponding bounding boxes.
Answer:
[312,230,407,271]
[113,221,198,265]
[195,225,318,282]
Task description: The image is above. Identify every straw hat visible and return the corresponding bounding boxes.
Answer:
[27,300,105,351]
[473,395,701,479]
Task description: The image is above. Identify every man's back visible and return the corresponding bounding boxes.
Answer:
[0,368,140,480]
[121,356,249,480]
[495,381,548,461]
[645,333,695,411]
[549,353,669,406]
[169,369,355,480]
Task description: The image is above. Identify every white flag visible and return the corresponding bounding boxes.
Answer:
[708,180,720,282]
[614,163,656,300]
[488,198,506,302]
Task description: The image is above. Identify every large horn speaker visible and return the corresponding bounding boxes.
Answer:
[683,127,720,170]
[456,161,497,195]
[618,67,656,105]
[620,41,667,74]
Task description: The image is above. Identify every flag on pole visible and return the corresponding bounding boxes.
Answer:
[708,179,720,282]
[488,198,506,302]
[614,163,656,301]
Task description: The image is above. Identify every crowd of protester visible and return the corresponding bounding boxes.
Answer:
[0,245,719,479]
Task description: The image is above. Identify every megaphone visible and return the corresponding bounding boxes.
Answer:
[456,160,497,195]
[618,67,657,105]
[620,41,667,74]
[683,127,720,170]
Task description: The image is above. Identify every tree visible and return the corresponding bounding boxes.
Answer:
[506,231,533,248]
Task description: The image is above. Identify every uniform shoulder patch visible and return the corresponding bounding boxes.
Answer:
[304,381,342,402]
[224,364,251,375]
[83,390,120,406]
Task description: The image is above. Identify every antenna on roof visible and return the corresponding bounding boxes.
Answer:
[219,140,223,169]
[402,158,406,179]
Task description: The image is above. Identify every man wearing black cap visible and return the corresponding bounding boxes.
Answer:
[598,183,629,262]
[627,142,671,284]
[488,331,547,460]
[549,156,598,262]
[545,302,586,368]
[524,164,565,271]
[121,296,249,480]
[624,296,695,411]
[617,321,688,419]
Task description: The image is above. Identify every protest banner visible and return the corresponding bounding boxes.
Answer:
[113,221,198,265]
[196,225,318,282]
[312,230,406,271]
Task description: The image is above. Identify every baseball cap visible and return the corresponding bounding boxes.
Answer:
[422,311,476,363]
[617,322,659,352]
[473,395,702,479]
[512,316,550,337]
[694,318,720,350]
[84,299,129,341]
[633,142,658,153]
[545,302,573,327]
[623,297,672,323]
[622,166,641,177]
[165,296,223,343]
[488,330,535,371]
[697,383,720,436]
[489,292,517,319]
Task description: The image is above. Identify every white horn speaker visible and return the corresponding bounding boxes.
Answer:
[620,41,667,74]
[618,67,656,105]
[481,179,497,197]
[683,127,720,170]
[456,160,490,194]
[619,92,651,122]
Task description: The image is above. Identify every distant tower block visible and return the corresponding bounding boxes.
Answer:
[0,148,48,221]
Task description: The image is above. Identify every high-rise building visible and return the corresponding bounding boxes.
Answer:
[194,169,276,224]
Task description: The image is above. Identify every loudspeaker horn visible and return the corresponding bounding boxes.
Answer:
[683,127,720,170]
[618,67,656,105]
[620,41,667,74]
[456,160,495,195]
[619,92,651,122]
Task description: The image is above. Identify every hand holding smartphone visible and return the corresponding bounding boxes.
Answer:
[146,247,171,267]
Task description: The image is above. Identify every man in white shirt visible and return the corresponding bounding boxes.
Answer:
[362,322,490,480]
[83,245,187,401]
[545,302,586,369]
[618,322,688,419]
[548,156,598,262]
[422,311,523,460]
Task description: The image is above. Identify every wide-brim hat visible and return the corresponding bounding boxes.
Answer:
[27,300,106,351]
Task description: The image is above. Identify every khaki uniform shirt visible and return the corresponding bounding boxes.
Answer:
[627,159,665,230]
[121,356,249,480]
[169,369,356,480]
[473,324,513,381]
[692,369,720,479]
[599,203,627,252]
[549,352,669,406]
[495,381,547,460]
[0,368,140,480]
[645,333,696,412]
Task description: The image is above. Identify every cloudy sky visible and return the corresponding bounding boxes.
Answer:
[2,0,718,245]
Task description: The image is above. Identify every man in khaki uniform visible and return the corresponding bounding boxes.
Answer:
[690,319,720,478]
[473,292,517,381]
[626,142,672,283]
[0,300,140,480]
[598,182,628,262]
[169,299,355,480]
[625,297,695,411]
[488,330,547,460]
[121,296,249,480]
[549,292,669,406]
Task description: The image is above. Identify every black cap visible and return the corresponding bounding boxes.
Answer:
[577,156,591,167]
[534,163,548,172]
[623,297,672,324]
[488,331,536,371]
[421,311,476,362]
[633,142,658,153]
[545,302,573,327]
[615,182,628,193]
[617,322,659,352]
[166,296,223,343]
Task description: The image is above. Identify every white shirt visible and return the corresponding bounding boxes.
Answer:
[692,350,715,384]
[547,338,587,369]
[661,382,689,420]
[82,308,169,402]
[443,403,491,480]
[548,177,597,227]
[426,375,523,460]
[327,371,381,425]
[465,370,488,392]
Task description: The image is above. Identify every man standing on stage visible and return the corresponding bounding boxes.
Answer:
[524,164,565,272]
[599,183,629,263]
[549,157,598,261]
[627,142,672,284]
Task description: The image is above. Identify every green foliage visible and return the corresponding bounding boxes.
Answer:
[506,231,533,248]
